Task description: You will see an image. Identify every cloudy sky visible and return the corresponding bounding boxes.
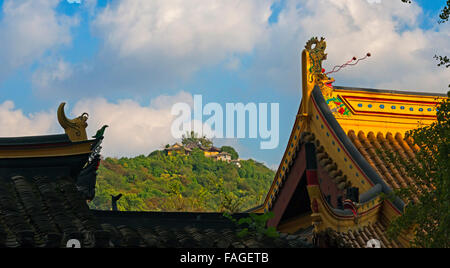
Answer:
[0,0,448,168]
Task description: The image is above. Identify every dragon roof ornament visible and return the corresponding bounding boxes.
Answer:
[304,37,335,97]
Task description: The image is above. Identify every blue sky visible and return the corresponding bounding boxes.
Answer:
[0,0,448,169]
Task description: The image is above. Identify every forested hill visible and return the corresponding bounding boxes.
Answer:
[89,148,275,212]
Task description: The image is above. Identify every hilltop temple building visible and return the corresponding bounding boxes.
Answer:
[249,37,447,248]
[165,142,233,163]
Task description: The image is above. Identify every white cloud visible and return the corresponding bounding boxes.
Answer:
[30,0,449,98]
[149,91,194,110]
[0,101,58,137]
[32,59,74,90]
[93,0,271,64]
[70,92,191,157]
[0,0,78,81]
[247,0,450,93]
[69,91,227,158]
[31,0,274,97]
[225,57,242,71]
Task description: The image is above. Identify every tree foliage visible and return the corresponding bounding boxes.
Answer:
[220,146,239,160]
[401,0,450,24]
[181,131,212,148]
[224,212,279,238]
[89,147,274,213]
[390,0,450,248]
[439,0,450,23]
[385,92,449,248]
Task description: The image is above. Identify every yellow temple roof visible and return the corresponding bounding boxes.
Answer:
[252,37,447,248]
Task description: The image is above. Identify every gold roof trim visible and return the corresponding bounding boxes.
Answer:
[57,102,89,142]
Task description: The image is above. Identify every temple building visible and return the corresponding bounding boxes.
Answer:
[164,143,188,155]
[165,143,232,162]
[211,152,232,163]
[249,37,447,248]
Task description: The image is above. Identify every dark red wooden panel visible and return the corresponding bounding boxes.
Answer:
[267,146,306,227]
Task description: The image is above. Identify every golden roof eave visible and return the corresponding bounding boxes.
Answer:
[0,139,96,159]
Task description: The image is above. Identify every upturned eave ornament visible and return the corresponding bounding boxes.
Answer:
[57,102,89,142]
[304,37,335,97]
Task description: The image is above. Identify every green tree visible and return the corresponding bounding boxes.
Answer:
[439,0,450,23]
[90,145,275,213]
[386,92,449,247]
[182,131,199,146]
[181,131,213,148]
[199,136,213,148]
[224,212,279,238]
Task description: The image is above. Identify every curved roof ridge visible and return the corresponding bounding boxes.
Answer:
[0,134,70,146]
[359,183,383,204]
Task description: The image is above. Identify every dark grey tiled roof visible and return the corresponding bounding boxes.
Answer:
[0,171,313,248]
[0,175,108,248]
[0,134,70,146]
[323,222,402,248]
[93,211,313,248]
